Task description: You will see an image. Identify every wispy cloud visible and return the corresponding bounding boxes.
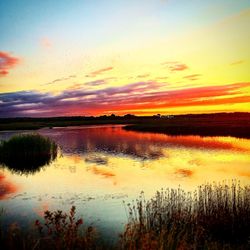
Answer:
[183,74,201,81]
[86,67,113,77]
[84,77,116,86]
[162,61,189,72]
[43,75,76,85]
[136,73,150,78]
[0,82,249,117]
[0,51,20,77]
[230,60,244,66]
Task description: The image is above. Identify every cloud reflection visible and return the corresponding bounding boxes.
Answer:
[0,172,18,200]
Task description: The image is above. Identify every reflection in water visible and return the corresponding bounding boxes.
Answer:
[85,155,108,165]
[39,126,250,159]
[175,169,193,177]
[0,125,250,241]
[40,126,165,159]
[0,172,18,200]
[90,166,116,178]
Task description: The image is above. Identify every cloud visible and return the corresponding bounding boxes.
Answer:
[183,74,201,81]
[136,73,150,78]
[43,75,76,85]
[41,38,52,48]
[0,81,249,117]
[86,67,113,77]
[230,60,244,66]
[170,63,188,72]
[162,61,189,72]
[0,51,20,77]
[84,77,116,86]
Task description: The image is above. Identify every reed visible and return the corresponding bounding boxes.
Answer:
[120,181,250,249]
[0,134,57,174]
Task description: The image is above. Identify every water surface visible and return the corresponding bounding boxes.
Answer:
[0,125,250,241]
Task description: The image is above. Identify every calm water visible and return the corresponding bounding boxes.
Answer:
[0,125,250,242]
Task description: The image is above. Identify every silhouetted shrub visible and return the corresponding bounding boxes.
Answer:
[0,134,57,174]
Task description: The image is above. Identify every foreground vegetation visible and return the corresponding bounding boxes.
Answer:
[0,112,250,138]
[0,181,249,249]
[121,181,250,249]
[0,134,57,174]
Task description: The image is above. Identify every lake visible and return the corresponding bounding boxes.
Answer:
[0,125,250,243]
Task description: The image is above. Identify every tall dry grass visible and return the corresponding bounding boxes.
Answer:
[120,181,250,249]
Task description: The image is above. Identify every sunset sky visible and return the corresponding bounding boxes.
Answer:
[0,0,250,117]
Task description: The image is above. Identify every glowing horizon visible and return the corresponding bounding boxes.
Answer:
[0,0,250,117]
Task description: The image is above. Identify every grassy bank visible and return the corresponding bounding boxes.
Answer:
[1,113,250,139]
[124,112,250,139]
[0,116,140,131]
[0,181,249,249]
[0,134,57,174]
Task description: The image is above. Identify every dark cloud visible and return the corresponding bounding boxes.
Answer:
[0,51,20,76]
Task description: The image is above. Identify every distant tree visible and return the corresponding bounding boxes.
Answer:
[124,114,135,119]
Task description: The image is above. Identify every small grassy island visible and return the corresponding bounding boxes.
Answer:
[0,134,57,174]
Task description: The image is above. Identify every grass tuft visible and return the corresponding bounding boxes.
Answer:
[0,134,57,174]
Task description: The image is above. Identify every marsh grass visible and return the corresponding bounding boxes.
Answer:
[120,181,250,249]
[0,134,57,174]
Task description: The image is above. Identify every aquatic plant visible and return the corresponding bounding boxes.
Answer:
[0,134,57,174]
[120,181,250,249]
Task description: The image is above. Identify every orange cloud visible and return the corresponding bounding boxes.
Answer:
[0,51,20,77]
[1,81,249,117]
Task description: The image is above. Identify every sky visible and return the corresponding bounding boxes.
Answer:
[0,0,250,117]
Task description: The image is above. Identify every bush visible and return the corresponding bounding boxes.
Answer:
[0,134,57,174]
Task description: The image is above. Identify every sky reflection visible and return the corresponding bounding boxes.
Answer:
[0,125,250,240]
